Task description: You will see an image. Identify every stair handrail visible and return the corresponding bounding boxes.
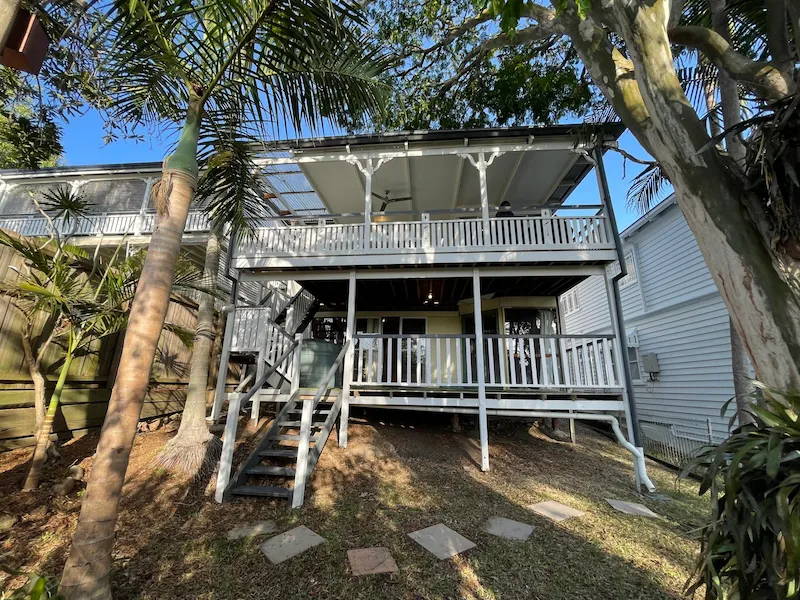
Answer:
[292,339,350,508]
[215,338,300,503]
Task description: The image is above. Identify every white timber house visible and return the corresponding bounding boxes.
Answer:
[0,125,657,506]
[560,195,747,466]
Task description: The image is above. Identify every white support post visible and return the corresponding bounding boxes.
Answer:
[477,153,490,243]
[604,274,643,489]
[472,269,490,472]
[339,271,357,448]
[291,333,303,395]
[542,208,553,245]
[363,159,374,249]
[251,308,273,422]
[214,373,243,503]
[211,303,237,422]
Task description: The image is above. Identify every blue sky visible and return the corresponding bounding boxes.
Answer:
[60,111,668,231]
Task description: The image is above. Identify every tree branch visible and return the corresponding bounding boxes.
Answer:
[605,145,658,166]
[419,8,495,57]
[435,26,560,96]
[670,26,796,100]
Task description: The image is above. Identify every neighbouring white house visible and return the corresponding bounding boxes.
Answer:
[0,125,661,507]
[560,194,746,466]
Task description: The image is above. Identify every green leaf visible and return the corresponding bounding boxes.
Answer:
[575,0,592,19]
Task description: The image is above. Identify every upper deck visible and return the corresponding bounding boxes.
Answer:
[233,125,623,271]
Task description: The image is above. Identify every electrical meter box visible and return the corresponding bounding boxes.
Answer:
[641,353,660,375]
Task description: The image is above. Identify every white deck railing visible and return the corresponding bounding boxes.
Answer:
[236,213,613,259]
[351,333,622,391]
[0,210,211,238]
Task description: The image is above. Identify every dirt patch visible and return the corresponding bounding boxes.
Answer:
[1,413,709,599]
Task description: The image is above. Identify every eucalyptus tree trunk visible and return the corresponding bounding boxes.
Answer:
[565,4,800,391]
[23,340,76,491]
[60,99,202,600]
[156,232,222,475]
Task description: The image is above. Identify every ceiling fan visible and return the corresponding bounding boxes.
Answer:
[372,190,412,212]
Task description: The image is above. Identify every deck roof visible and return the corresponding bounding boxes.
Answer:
[258,124,624,216]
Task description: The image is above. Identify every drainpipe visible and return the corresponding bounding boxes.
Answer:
[589,145,644,449]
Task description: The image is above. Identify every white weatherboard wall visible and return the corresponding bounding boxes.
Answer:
[561,200,737,441]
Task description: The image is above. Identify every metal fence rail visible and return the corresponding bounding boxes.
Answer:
[635,413,722,470]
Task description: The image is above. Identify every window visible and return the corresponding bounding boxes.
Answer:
[627,346,642,381]
[626,328,642,382]
[563,290,580,316]
[608,251,637,287]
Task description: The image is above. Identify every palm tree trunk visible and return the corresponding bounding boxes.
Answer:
[59,100,202,600]
[23,347,75,491]
[156,232,222,474]
[20,324,47,441]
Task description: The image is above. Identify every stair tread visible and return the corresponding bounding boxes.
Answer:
[289,409,332,415]
[269,434,319,441]
[231,485,292,498]
[258,449,298,458]
[279,420,326,427]
[245,465,296,476]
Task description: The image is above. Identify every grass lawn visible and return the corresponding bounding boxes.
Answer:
[0,412,709,599]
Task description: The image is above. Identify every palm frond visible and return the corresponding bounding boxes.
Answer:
[197,139,274,240]
[627,163,671,214]
[39,186,94,228]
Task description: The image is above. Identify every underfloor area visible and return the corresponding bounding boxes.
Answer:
[0,412,709,599]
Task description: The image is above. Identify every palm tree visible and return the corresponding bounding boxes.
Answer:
[155,231,222,475]
[57,0,389,596]
[0,232,131,491]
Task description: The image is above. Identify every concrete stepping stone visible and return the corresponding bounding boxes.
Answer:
[527,500,585,522]
[347,547,398,576]
[482,516,534,541]
[226,520,277,540]
[260,525,325,564]
[408,523,476,560]
[605,498,659,518]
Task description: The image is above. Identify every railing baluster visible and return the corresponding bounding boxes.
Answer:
[539,338,549,386]
[519,338,528,387]
[386,337,394,384]
[445,338,452,385]
[416,338,422,384]
[498,337,507,385]
[487,338,496,384]
[550,338,561,385]
[508,338,517,386]
[436,338,443,385]
[602,337,615,386]
[592,338,605,387]
[579,339,591,386]
[425,338,432,384]
[455,338,462,385]
[465,338,473,384]
[376,338,384,383]
[406,337,412,385]
[559,339,570,386]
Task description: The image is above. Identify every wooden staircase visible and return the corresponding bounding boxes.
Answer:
[223,388,342,506]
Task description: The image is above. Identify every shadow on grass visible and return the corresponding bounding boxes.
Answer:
[97,409,708,600]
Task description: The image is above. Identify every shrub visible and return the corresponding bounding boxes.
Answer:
[684,384,800,599]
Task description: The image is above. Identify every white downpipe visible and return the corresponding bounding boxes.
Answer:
[491,410,654,493]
